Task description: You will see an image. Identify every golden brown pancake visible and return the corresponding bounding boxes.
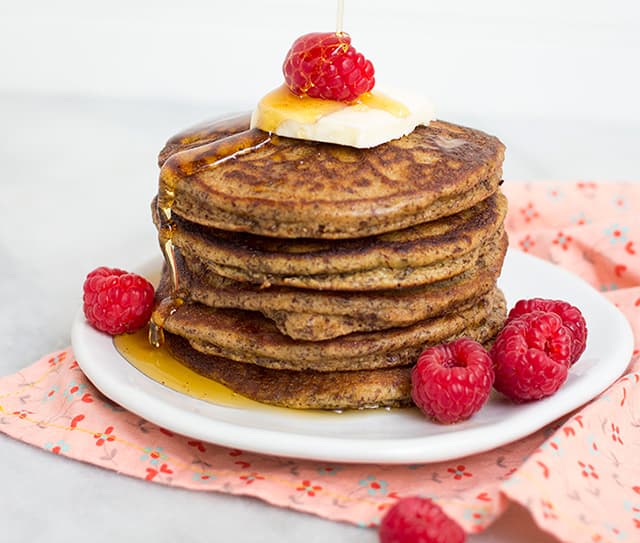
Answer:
[182,228,506,291]
[152,113,509,410]
[154,191,507,278]
[165,234,507,340]
[164,305,505,410]
[165,333,413,410]
[157,116,505,239]
[159,287,505,372]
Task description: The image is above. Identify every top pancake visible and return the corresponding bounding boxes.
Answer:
[158,114,505,239]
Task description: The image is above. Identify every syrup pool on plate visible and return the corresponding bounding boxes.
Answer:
[114,328,400,418]
[114,328,254,409]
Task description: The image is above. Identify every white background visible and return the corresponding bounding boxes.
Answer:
[2,0,640,121]
[1,2,639,543]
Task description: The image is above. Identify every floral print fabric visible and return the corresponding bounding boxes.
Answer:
[1,181,639,542]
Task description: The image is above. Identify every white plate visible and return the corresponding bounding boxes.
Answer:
[71,250,633,464]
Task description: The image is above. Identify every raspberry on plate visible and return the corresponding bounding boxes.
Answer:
[379,496,465,543]
[491,311,572,402]
[411,338,494,424]
[283,32,375,102]
[83,267,155,335]
[507,298,587,365]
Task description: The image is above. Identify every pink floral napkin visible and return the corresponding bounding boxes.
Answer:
[1,181,639,542]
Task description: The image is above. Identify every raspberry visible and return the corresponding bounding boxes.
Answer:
[508,298,587,364]
[491,311,572,402]
[83,267,155,335]
[379,497,465,543]
[283,32,375,102]
[411,338,494,424]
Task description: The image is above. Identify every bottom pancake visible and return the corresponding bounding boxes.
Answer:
[165,333,413,410]
[163,302,505,409]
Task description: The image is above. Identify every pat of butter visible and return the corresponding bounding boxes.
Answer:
[250,85,435,148]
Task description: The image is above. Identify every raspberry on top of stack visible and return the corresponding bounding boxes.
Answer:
[148,31,509,410]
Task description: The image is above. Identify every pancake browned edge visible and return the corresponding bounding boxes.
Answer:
[162,226,507,341]
[160,280,505,371]
[163,295,505,410]
[153,191,508,279]
[165,333,413,410]
[184,233,506,340]
[157,114,505,239]
[181,227,506,291]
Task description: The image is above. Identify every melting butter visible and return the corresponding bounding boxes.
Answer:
[251,85,434,148]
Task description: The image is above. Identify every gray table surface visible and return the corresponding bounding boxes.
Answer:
[1,92,637,542]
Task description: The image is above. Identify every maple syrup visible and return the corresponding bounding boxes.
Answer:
[149,127,271,346]
[116,328,269,409]
[253,85,411,134]
[115,328,397,417]
[336,0,345,33]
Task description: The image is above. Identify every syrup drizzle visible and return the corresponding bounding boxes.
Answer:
[149,127,272,347]
[117,327,402,415]
[336,0,345,34]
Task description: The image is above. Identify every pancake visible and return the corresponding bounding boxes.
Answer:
[153,191,507,278]
[182,228,506,291]
[159,287,505,372]
[165,333,413,409]
[157,116,505,239]
[164,306,504,410]
[171,235,507,340]
[152,112,509,410]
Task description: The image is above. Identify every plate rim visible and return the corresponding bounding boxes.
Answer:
[71,249,634,464]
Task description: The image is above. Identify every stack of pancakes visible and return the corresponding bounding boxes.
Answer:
[151,114,508,409]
